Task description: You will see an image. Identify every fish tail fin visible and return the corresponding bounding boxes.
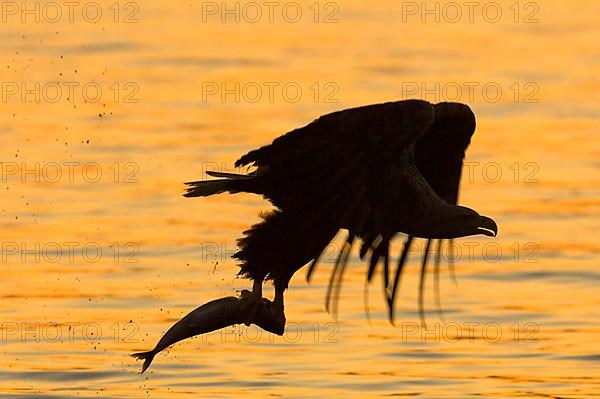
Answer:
[131,350,156,374]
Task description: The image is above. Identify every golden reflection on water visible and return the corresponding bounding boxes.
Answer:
[0,0,599,397]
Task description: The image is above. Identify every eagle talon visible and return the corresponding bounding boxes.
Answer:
[262,300,286,335]
[238,290,286,335]
[239,289,262,326]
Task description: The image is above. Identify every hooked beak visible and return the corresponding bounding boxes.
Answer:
[477,216,498,237]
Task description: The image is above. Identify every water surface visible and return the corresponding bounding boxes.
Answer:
[0,1,599,397]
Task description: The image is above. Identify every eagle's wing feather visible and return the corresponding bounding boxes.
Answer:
[388,102,477,323]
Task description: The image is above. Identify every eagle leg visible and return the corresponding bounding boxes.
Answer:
[239,279,263,326]
[272,284,286,328]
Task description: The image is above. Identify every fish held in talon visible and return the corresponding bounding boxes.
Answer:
[131,294,285,373]
[138,99,498,372]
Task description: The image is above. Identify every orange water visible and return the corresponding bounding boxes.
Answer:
[0,0,599,397]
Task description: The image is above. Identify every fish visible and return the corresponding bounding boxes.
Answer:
[131,295,284,373]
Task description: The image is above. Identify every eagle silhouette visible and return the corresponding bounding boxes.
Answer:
[133,99,498,373]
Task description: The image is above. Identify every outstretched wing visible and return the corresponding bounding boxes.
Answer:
[234,100,436,312]
[235,100,435,217]
[388,102,476,323]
